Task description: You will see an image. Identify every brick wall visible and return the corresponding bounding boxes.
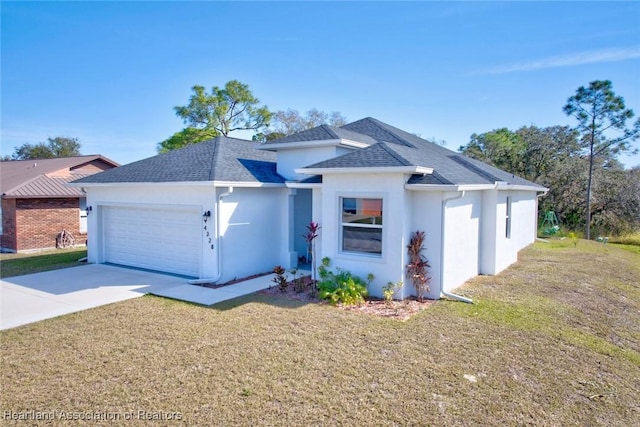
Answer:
[1,199,17,250]
[14,198,86,251]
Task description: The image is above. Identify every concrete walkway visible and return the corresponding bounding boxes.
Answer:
[1,264,310,330]
[1,264,185,330]
[150,269,311,305]
[151,270,311,306]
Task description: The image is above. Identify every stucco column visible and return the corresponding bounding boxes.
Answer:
[286,189,298,268]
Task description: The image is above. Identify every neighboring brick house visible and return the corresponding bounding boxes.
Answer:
[1,155,119,252]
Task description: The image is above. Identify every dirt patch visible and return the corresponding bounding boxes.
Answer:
[258,275,435,320]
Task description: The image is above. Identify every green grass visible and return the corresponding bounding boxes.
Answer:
[1,240,638,426]
[0,248,87,278]
[609,231,640,247]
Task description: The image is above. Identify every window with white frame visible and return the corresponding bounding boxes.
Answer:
[341,197,383,255]
[505,196,512,238]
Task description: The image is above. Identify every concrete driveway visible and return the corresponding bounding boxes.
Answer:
[0,264,186,330]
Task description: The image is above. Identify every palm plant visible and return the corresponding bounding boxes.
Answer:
[406,231,431,301]
[303,221,321,293]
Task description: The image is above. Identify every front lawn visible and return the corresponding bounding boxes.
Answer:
[0,248,87,278]
[1,240,638,425]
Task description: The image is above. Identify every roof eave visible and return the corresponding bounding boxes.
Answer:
[69,180,285,188]
[258,138,370,151]
[212,181,285,188]
[285,181,322,189]
[405,182,548,192]
[495,182,549,192]
[1,193,85,199]
[296,166,433,175]
[405,184,495,192]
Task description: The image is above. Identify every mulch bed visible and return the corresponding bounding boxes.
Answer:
[258,275,435,321]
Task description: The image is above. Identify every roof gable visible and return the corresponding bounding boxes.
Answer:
[340,117,416,147]
[1,155,119,197]
[305,142,413,169]
[262,124,377,147]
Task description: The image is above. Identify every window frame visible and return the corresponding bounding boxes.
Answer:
[339,196,384,257]
[505,196,512,239]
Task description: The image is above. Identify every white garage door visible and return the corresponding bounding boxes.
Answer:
[103,206,202,277]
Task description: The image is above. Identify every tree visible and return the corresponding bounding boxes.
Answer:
[516,125,580,182]
[11,137,81,160]
[459,128,523,174]
[157,127,219,153]
[459,126,580,182]
[563,80,640,239]
[460,123,640,235]
[590,162,640,235]
[174,80,271,138]
[262,108,347,140]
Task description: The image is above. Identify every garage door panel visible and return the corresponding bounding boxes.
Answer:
[103,206,201,277]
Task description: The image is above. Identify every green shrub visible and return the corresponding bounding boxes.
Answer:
[382,281,403,305]
[317,258,369,306]
[609,232,640,247]
[567,231,579,247]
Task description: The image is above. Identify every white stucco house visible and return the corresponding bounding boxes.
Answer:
[72,118,547,300]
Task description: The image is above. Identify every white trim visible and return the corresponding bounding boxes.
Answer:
[495,182,549,192]
[212,181,285,188]
[405,183,546,192]
[69,181,285,188]
[337,194,385,259]
[79,197,87,234]
[258,138,371,151]
[285,182,322,189]
[297,166,433,175]
[94,201,202,211]
[505,195,512,239]
[68,181,213,188]
[405,184,494,192]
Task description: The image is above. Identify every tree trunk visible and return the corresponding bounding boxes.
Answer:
[586,153,594,240]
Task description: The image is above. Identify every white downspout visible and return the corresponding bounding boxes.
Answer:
[188,186,234,285]
[440,190,473,303]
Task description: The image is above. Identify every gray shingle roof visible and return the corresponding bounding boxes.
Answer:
[341,117,415,147]
[71,118,545,190]
[306,142,413,169]
[264,124,377,146]
[302,117,545,188]
[74,136,284,184]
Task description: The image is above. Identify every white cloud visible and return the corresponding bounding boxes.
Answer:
[479,46,640,75]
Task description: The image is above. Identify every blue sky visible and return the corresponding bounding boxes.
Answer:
[2,1,639,168]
